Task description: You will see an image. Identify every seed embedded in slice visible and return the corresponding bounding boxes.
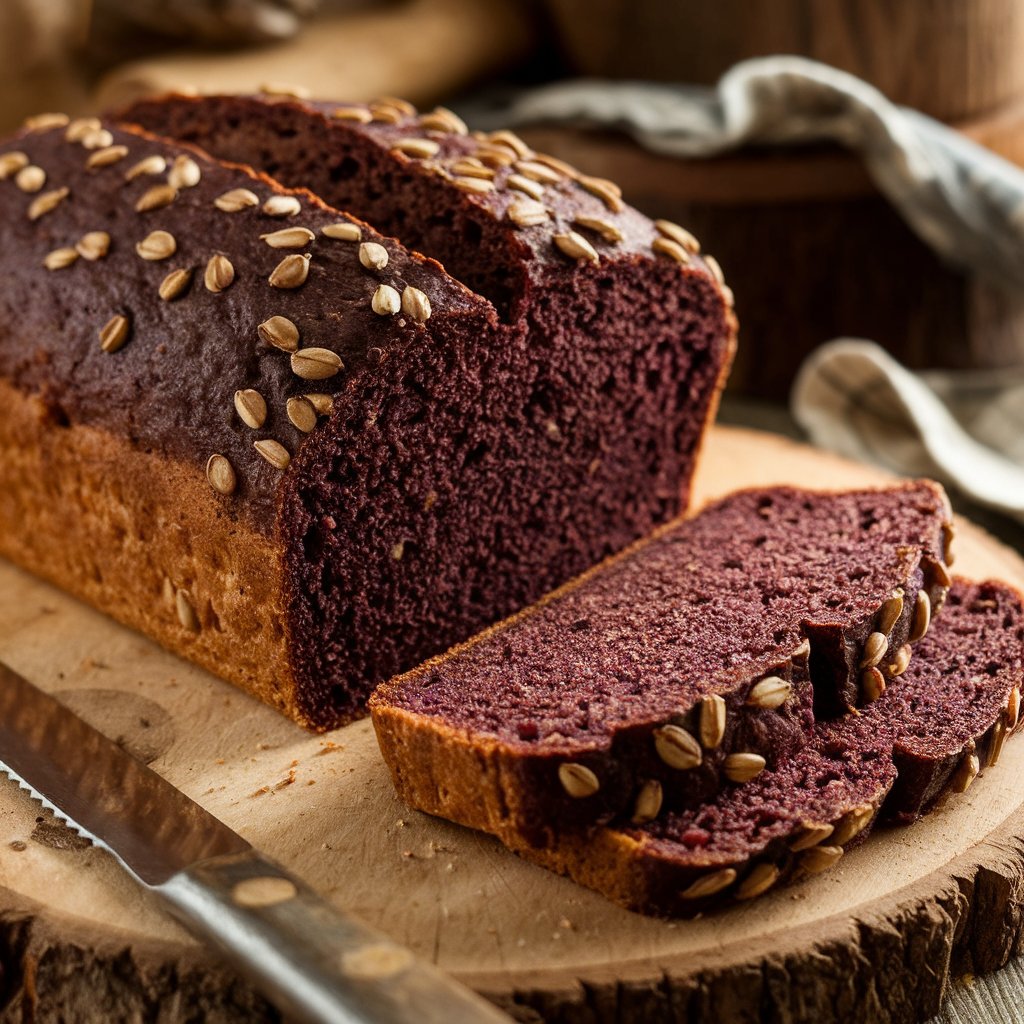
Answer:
[553,231,599,264]
[0,151,29,180]
[135,184,178,212]
[206,454,236,495]
[263,195,301,217]
[44,247,78,271]
[630,779,663,824]
[258,315,299,352]
[286,396,318,433]
[359,242,389,270]
[886,644,912,678]
[76,231,111,261]
[136,230,176,261]
[305,393,335,416]
[952,752,981,793]
[800,844,844,874]
[723,752,766,783]
[877,590,904,635]
[401,286,431,322]
[168,155,201,190]
[699,694,726,749]
[291,347,343,380]
[989,717,1008,766]
[234,389,267,429]
[655,219,701,254]
[99,314,130,353]
[859,631,888,669]
[1008,686,1021,731]
[789,822,834,852]
[254,439,291,470]
[86,145,129,169]
[831,803,874,845]
[736,863,779,900]
[269,253,311,289]
[261,226,316,249]
[653,724,702,770]
[574,216,624,243]
[679,868,736,900]
[322,222,362,241]
[861,666,886,702]
[125,154,167,181]
[747,676,791,709]
[205,254,235,292]
[507,200,549,228]
[391,541,405,561]
[16,165,46,193]
[557,762,600,799]
[371,284,401,315]
[214,187,260,212]
[159,267,193,301]
[652,237,691,265]
[909,590,931,642]
[175,590,200,632]
[942,522,956,566]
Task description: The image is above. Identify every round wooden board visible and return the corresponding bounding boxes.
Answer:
[2,425,1024,1023]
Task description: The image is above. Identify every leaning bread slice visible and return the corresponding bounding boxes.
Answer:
[508,579,1023,916]
[371,483,953,844]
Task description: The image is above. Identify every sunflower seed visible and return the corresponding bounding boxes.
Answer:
[989,717,1008,766]
[653,724,702,770]
[24,112,69,132]
[322,222,362,241]
[99,314,130,353]
[159,267,193,301]
[401,286,431,322]
[573,216,623,243]
[747,676,791,709]
[76,231,111,261]
[724,752,766,783]
[704,254,726,284]
[1008,686,1021,731]
[44,247,78,270]
[861,666,886,702]
[419,106,468,135]
[258,315,299,352]
[877,590,904,635]
[951,752,980,793]
[332,106,373,123]
[450,161,496,180]
[909,590,931,642]
[488,129,531,158]
[234,389,267,429]
[652,237,692,264]
[136,184,177,212]
[554,231,599,264]
[286,396,318,433]
[789,822,835,852]
[175,590,200,631]
[392,138,440,159]
[792,638,811,660]
[168,155,201,190]
[507,174,544,201]
[654,219,700,254]
[371,284,401,315]
[0,151,29,179]
[515,159,563,184]
[260,82,310,99]
[261,226,316,249]
[930,557,952,589]
[557,762,599,798]
[269,253,311,289]
[215,188,259,213]
[831,803,874,845]
[533,153,579,179]
[376,95,416,115]
[507,200,549,227]
[206,454,236,495]
[82,128,114,150]
[630,779,663,824]
[942,522,956,566]
[679,868,736,900]
[205,254,235,292]
[263,195,301,217]
[291,347,343,380]
[887,644,912,678]
[65,117,102,142]
[736,863,779,900]
[304,393,335,416]
[860,631,888,669]
[16,165,45,193]
[27,186,69,221]
[391,541,405,561]
[475,147,516,169]
[368,104,402,124]
[800,845,844,874]
[452,176,494,194]
[578,174,623,212]
[359,242,389,270]
[125,154,167,181]
[136,230,176,261]
[86,145,129,169]
[254,439,290,470]
[699,694,726,749]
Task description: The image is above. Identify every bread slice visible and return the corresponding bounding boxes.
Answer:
[370,483,953,843]
[510,579,1023,916]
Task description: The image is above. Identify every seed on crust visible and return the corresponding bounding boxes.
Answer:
[0,151,29,180]
[305,393,335,417]
[254,439,290,470]
[16,165,45,193]
[507,174,544,201]
[475,146,516,169]
[136,230,176,261]
[989,717,1008,766]
[831,803,874,845]
[878,590,904,635]
[125,154,167,181]
[269,253,311,289]
[655,219,700,254]
[359,242,389,270]
[175,590,200,632]
[573,216,624,243]
[261,226,316,249]
[557,762,600,799]
[578,174,623,212]
[168,155,201,190]
[652,236,692,264]
[679,868,736,900]
[401,286,432,322]
[792,638,811,660]
[789,822,835,852]
[419,106,468,135]
[886,644,912,678]
[81,128,114,150]
[724,752,766,783]
[376,95,416,116]
[452,176,495,194]
[736,863,780,901]
[234,389,267,429]
[65,117,102,142]
[136,184,177,212]
[1008,686,1021,731]
[449,161,496,180]
[533,152,579,179]
[860,631,888,669]
[260,82,311,99]
[24,112,69,132]
[75,231,111,261]
[205,254,235,292]
[952,752,980,793]
[99,314,130,353]
[704,254,726,284]
[392,137,440,159]
[258,315,300,352]
[909,590,931,642]
[800,845,844,874]
[86,145,129,169]
[942,522,956,566]
[291,347,343,380]
[747,676,791,709]
[368,104,402,124]
[214,188,260,213]
[631,779,663,824]
[332,106,373,123]
[287,396,318,433]
[28,187,69,221]
[861,666,886,702]
[515,159,563,185]
[699,694,727,749]
[554,231,599,264]
[206,454,236,495]
[44,247,78,271]
[507,200,549,228]
[371,284,401,315]
[930,557,953,589]
[653,724,702,770]
[488,129,531,159]
[159,267,193,301]
[322,222,362,241]
[391,541,406,561]
[263,195,301,217]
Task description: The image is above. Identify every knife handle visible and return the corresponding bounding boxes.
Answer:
[158,850,510,1024]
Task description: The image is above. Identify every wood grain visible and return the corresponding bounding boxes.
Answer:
[1,426,1024,1023]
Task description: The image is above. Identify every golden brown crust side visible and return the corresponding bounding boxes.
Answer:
[0,378,306,725]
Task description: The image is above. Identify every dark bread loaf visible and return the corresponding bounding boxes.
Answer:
[510,579,1024,916]
[370,483,954,843]
[0,102,734,730]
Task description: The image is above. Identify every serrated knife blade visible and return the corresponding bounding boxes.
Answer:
[0,661,509,1024]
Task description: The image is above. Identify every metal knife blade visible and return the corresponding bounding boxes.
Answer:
[0,661,510,1024]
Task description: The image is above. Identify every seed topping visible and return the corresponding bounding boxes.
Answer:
[942,522,956,566]
[553,231,599,264]
[99,314,130,353]
[305,393,335,416]
[1008,686,1021,731]
[515,159,563,184]
[359,242,389,270]
[0,152,29,180]
[125,154,167,181]
[260,82,311,99]
[419,107,468,135]
[205,254,235,292]
[699,694,726,749]
[28,187,69,221]
[652,237,692,264]
[86,145,129,169]
[206,454,236,495]
[507,200,549,227]
[254,439,290,470]
[234,389,267,429]
[861,666,886,702]
[747,676,791,709]
[136,230,176,261]
[574,216,623,243]
[653,723,702,770]
[76,231,111,261]
[287,396,318,433]
[909,590,931,642]
[887,644,912,678]
[332,106,373,124]
[452,176,494,194]
[214,188,260,213]
[578,174,623,212]
[371,284,401,315]
[704,254,726,284]
[401,286,431,322]
[168,155,201,190]
[81,128,114,150]
[655,219,700,253]
[258,315,300,352]
[723,752,766,783]
[291,347,343,380]
[24,112,70,132]
[261,226,316,249]
[449,161,495,180]
[488,129,531,159]
[159,267,193,301]
[800,845,844,874]
[66,117,102,142]
[263,195,302,217]
[860,631,888,669]
[269,253,311,289]
[878,590,904,635]
[952,752,981,793]
[679,868,736,900]
[631,779,663,824]
[44,247,78,271]
[16,165,46,193]
[322,222,362,241]
[789,822,835,852]
[736,863,779,900]
[507,174,544,201]
[392,137,440,159]
[136,184,177,212]
[831,803,874,845]
[175,590,200,632]
[557,762,600,799]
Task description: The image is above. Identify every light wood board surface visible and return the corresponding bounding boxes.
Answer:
[2,425,1024,1023]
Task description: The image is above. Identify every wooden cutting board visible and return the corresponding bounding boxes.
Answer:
[2,425,1024,1024]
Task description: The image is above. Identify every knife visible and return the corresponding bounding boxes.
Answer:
[0,661,510,1024]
